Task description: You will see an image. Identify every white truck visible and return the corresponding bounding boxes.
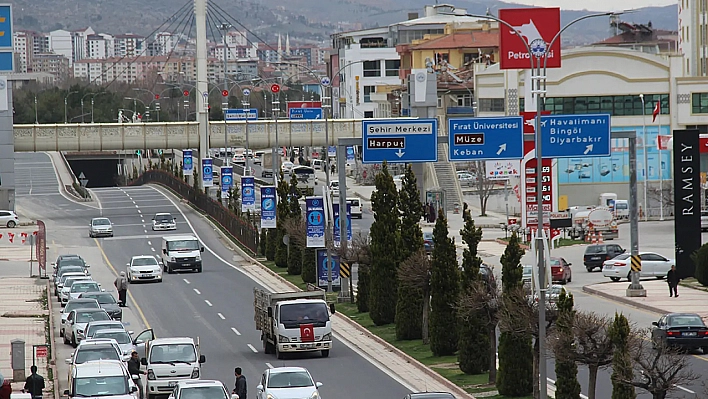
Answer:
[161,235,204,273]
[568,209,619,240]
[254,288,335,359]
[139,337,206,399]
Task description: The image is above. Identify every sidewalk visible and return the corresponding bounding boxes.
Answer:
[46,151,94,203]
[0,276,54,397]
[583,280,707,319]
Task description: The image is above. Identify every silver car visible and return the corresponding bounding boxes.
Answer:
[92,329,137,360]
[89,217,113,238]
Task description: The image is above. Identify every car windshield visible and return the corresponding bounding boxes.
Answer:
[523,266,532,275]
[267,371,314,388]
[155,215,173,222]
[75,347,121,363]
[616,203,628,209]
[167,240,199,251]
[65,301,100,313]
[59,258,86,267]
[614,254,631,261]
[74,376,128,397]
[280,303,330,326]
[668,315,706,327]
[93,331,131,345]
[149,344,197,363]
[423,232,433,240]
[65,278,90,288]
[585,245,607,254]
[59,267,85,277]
[87,294,116,305]
[549,286,564,295]
[72,283,100,293]
[179,386,228,399]
[87,323,123,337]
[132,258,158,266]
[550,259,561,266]
[76,311,110,323]
[92,219,111,226]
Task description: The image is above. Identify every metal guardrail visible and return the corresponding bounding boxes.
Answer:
[129,170,260,254]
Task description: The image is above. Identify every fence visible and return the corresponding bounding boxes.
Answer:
[130,170,260,254]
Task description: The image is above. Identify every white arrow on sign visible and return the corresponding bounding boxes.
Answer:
[395,149,405,158]
[584,144,593,155]
[78,172,86,179]
[497,143,507,155]
[80,179,89,187]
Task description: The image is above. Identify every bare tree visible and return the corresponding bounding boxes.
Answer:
[398,249,432,343]
[282,217,306,247]
[549,312,614,399]
[616,330,698,399]
[458,276,502,383]
[340,231,372,266]
[498,288,558,399]
[470,161,496,216]
[647,182,674,214]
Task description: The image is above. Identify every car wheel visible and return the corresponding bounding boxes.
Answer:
[196,266,202,273]
[167,264,174,274]
[586,267,594,272]
[71,334,78,348]
[321,350,330,358]
[568,273,572,283]
[6,220,16,228]
[59,327,64,337]
[275,343,284,360]
[656,276,665,280]
[63,331,69,344]
[89,232,93,238]
[610,277,621,282]
[702,346,708,354]
[156,279,162,283]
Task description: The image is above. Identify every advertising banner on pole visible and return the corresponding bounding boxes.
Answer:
[332,203,352,247]
[316,249,341,289]
[241,176,256,212]
[220,166,233,197]
[306,197,326,248]
[346,146,355,162]
[182,150,193,176]
[201,158,213,187]
[260,186,277,229]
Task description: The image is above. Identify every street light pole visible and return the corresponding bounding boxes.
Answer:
[34,95,39,124]
[244,94,251,172]
[64,91,78,124]
[639,94,649,221]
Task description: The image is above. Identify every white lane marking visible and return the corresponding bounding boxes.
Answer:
[135,204,139,208]
[150,247,155,252]
[147,241,152,246]
[183,279,190,284]
[205,300,213,307]
[247,344,258,353]
[231,327,241,336]
[144,229,147,233]
[194,288,201,295]
[217,313,225,320]
[675,385,695,394]
[265,363,273,369]
[138,210,142,214]
[141,220,145,223]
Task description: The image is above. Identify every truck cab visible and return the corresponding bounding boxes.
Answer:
[161,236,204,274]
[140,337,206,399]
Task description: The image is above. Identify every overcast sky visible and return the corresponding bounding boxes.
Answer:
[506,0,676,11]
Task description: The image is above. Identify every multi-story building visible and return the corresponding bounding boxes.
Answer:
[114,34,144,57]
[257,43,281,64]
[31,53,70,81]
[155,32,178,56]
[224,30,248,47]
[48,29,73,66]
[13,31,29,72]
[86,33,114,59]
[679,0,707,76]
[72,27,95,62]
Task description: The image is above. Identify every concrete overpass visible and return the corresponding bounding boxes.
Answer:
[13,120,367,152]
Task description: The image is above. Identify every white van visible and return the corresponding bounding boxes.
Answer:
[140,337,205,399]
[347,198,362,219]
[312,159,324,171]
[161,236,204,273]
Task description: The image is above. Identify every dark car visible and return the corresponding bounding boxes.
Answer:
[261,168,274,178]
[79,292,123,321]
[423,232,434,253]
[583,244,625,272]
[651,313,708,352]
[404,393,456,399]
[550,257,572,284]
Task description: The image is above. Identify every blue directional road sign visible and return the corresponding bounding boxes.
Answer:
[0,5,13,49]
[540,114,611,158]
[225,108,258,121]
[289,108,323,120]
[362,119,438,164]
[448,116,524,161]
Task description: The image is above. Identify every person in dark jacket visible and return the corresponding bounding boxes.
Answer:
[127,351,146,399]
[667,264,680,297]
[232,367,247,399]
[23,365,44,399]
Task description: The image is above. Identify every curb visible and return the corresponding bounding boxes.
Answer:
[581,284,665,315]
[148,183,475,399]
[46,279,60,399]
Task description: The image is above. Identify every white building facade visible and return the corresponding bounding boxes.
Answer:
[48,30,73,66]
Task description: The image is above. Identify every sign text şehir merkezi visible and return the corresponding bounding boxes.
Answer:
[546,115,608,146]
[366,124,433,134]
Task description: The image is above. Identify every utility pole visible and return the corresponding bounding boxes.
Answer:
[220,22,231,165]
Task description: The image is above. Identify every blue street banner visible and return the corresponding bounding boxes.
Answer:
[332,203,352,247]
[328,146,336,157]
[241,176,256,212]
[220,166,233,197]
[316,249,341,289]
[201,158,213,187]
[346,146,355,162]
[306,197,326,248]
[260,186,277,229]
[182,150,193,176]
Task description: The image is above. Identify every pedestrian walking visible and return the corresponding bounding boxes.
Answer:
[23,365,44,399]
[114,271,128,307]
[330,163,335,176]
[667,264,680,297]
[232,367,247,399]
[127,351,146,399]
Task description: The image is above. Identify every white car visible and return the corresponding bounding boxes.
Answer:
[65,339,124,382]
[457,171,477,185]
[61,299,101,338]
[281,161,295,173]
[254,151,265,165]
[63,308,112,347]
[92,330,137,360]
[57,271,92,298]
[152,213,176,231]
[60,275,95,305]
[602,252,675,282]
[89,217,113,238]
[232,154,246,165]
[85,320,128,340]
[168,380,235,399]
[68,280,103,301]
[127,255,163,283]
[256,367,323,399]
[329,180,340,197]
[65,360,138,399]
[0,210,19,228]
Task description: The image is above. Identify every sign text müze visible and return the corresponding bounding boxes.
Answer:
[454,133,485,145]
[366,123,433,134]
[367,138,405,149]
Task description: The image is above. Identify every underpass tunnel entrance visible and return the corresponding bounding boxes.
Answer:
[66,158,120,188]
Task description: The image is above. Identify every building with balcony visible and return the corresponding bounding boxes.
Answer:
[114,34,145,57]
[31,53,70,81]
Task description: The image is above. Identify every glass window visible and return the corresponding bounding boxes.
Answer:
[150,344,197,363]
[363,86,375,103]
[692,93,708,114]
[385,60,400,77]
[74,376,128,396]
[362,60,381,77]
[478,98,504,113]
[535,94,670,116]
[267,371,314,388]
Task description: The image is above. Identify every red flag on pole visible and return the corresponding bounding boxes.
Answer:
[21,232,28,244]
[652,101,660,122]
[8,232,14,243]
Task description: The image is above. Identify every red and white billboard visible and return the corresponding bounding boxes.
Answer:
[499,7,562,70]
[287,101,322,112]
[520,111,555,229]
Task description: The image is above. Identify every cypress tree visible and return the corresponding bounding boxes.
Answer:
[610,312,636,399]
[395,164,425,340]
[287,174,303,275]
[301,247,316,284]
[554,290,582,399]
[287,245,303,275]
[458,209,489,374]
[265,229,276,261]
[274,172,290,268]
[357,263,370,312]
[429,209,460,356]
[368,162,401,325]
[289,172,301,217]
[259,228,267,256]
[497,232,533,396]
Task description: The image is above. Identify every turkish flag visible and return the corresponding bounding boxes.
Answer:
[8,232,14,243]
[652,101,660,122]
[300,324,315,343]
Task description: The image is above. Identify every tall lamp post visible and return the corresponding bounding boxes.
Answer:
[64,91,79,124]
[450,9,626,399]
[34,95,39,124]
[639,94,649,221]
[90,92,110,123]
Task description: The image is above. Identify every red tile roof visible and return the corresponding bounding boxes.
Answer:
[410,31,499,50]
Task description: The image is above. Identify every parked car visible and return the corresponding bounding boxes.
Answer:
[256,367,322,399]
[550,257,572,284]
[68,281,103,301]
[602,252,675,282]
[0,210,19,228]
[92,329,137,360]
[533,284,566,307]
[423,232,434,253]
[84,320,127,340]
[64,359,138,399]
[60,275,95,305]
[88,217,113,238]
[583,244,625,272]
[60,299,100,337]
[168,380,235,399]
[651,313,708,352]
[79,292,123,320]
[457,172,477,185]
[63,308,112,347]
